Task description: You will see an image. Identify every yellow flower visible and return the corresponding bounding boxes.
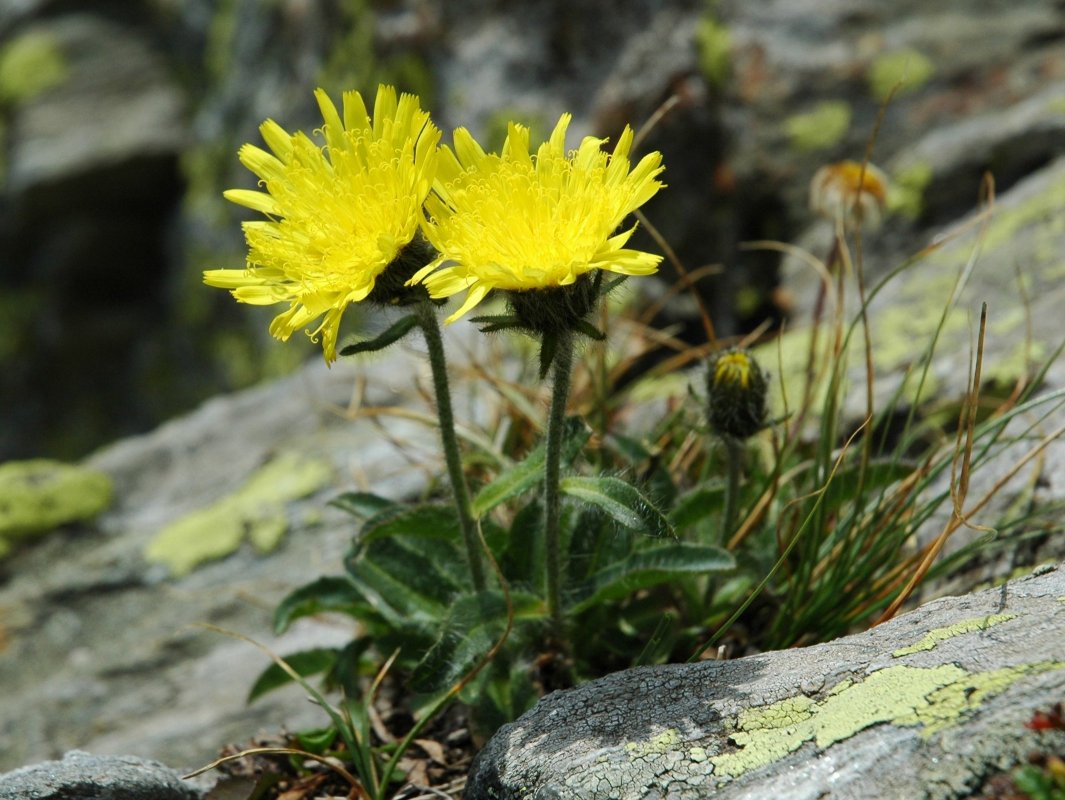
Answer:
[713,350,753,390]
[203,85,439,362]
[411,114,665,323]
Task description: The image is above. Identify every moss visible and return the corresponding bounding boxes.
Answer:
[0,460,114,557]
[695,10,730,89]
[0,30,69,104]
[145,451,334,576]
[869,48,934,101]
[892,614,1015,657]
[888,161,934,220]
[784,102,852,153]
[711,661,1064,778]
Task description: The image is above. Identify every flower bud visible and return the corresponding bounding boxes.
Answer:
[707,348,768,440]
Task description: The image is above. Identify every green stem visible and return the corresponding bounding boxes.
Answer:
[415,302,486,591]
[722,436,743,539]
[544,332,575,642]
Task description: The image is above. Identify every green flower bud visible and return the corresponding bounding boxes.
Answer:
[707,348,768,440]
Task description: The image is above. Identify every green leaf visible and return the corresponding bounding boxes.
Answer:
[328,491,397,520]
[470,314,522,333]
[561,475,675,538]
[411,590,545,692]
[669,481,727,530]
[339,314,419,356]
[472,417,591,516]
[295,726,338,755]
[822,459,915,513]
[273,576,365,634]
[599,274,628,296]
[359,503,460,544]
[247,648,338,702]
[346,535,464,623]
[568,542,735,614]
[574,319,606,341]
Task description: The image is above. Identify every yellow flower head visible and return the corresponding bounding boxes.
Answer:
[713,350,753,390]
[203,85,440,362]
[411,114,665,323]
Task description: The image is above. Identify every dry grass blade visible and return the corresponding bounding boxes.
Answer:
[183,747,365,800]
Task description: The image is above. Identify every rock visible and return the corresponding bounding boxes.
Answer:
[466,564,1065,800]
[0,326,491,772]
[0,10,187,460]
[0,750,201,800]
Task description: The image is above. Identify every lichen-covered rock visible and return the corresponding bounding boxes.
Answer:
[0,750,201,800]
[0,460,113,558]
[467,565,1065,800]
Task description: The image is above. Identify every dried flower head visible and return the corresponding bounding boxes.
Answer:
[809,160,889,230]
[410,114,665,324]
[204,85,440,362]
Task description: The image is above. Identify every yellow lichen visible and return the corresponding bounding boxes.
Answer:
[893,614,1015,657]
[145,452,334,576]
[785,102,851,153]
[625,728,682,760]
[888,161,933,220]
[0,460,113,558]
[0,30,68,104]
[711,662,1065,779]
[868,48,934,101]
[695,13,730,88]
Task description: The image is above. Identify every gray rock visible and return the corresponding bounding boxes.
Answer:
[467,564,1065,800]
[0,750,201,800]
[0,326,492,772]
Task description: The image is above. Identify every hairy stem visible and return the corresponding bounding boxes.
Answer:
[416,302,486,591]
[544,332,575,642]
[722,436,744,539]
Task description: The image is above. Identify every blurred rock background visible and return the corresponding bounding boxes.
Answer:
[2,0,1064,459]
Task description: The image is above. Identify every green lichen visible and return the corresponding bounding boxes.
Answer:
[889,161,934,220]
[711,661,1064,779]
[784,102,852,153]
[625,728,682,760]
[689,746,708,763]
[145,452,334,576]
[892,614,1015,657]
[0,30,69,104]
[695,11,730,89]
[868,48,934,101]
[0,460,113,558]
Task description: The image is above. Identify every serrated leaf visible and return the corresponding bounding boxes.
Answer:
[472,417,591,516]
[561,475,675,538]
[568,542,735,614]
[328,491,397,520]
[247,648,338,703]
[359,503,460,544]
[669,481,727,530]
[338,314,419,356]
[411,590,545,692]
[346,535,464,623]
[273,576,365,634]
